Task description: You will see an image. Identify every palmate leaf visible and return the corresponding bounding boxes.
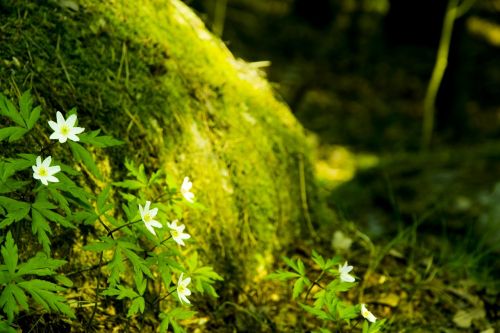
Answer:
[79,130,123,147]
[266,270,300,281]
[32,191,74,229]
[18,90,33,123]
[127,296,145,317]
[159,308,196,333]
[31,209,52,254]
[192,266,223,298]
[102,285,138,299]
[0,318,17,333]
[0,156,34,181]
[0,284,26,322]
[0,196,30,228]
[1,232,17,275]
[107,248,125,287]
[0,93,25,127]
[292,276,310,300]
[18,279,75,318]
[0,127,28,143]
[16,252,66,277]
[68,141,102,180]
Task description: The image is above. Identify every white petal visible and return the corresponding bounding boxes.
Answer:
[149,207,158,218]
[145,223,157,236]
[49,132,61,140]
[341,273,355,283]
[67,133,80,142]
[144,201,151,212]
[179,233,191,240]
[182,277,191,286]
[58,135,68,143]
[46,175,59,183]
[138,204,144,216]
[36,156,42,166]
[149,220,162,228]
[71,126,85,135]
[40,177,48,185]
[56,111,65,125]
[33,172,40,180]
[173,236,185,246]
[48,165,61,174]
[66,114,77,127]
[48,120,59,131]
[42,156,52,167]
[179,293,190,304]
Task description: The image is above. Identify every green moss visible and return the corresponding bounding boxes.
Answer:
[0,0,318,310]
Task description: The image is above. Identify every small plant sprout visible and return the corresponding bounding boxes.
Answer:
[361,304,377,323]
[32,156,61,185]
[48,111,85,143]
[139,201,162,236]
[177,273,192,304]
[181,176,195,203]
[167,220,191,246]
[339,261,355,283]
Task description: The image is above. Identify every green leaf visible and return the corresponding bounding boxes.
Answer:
[134,270,147,295]
[0,127,28,142]
[266,270,300,281]
[27,106,41,129]
[283,257,305,275]
[127,296,145,317]
[31,209,52,254]
[102,285,138,299]
[18,90,33,122]
[299,303,330,321]
[0,320,17,333]
[0,93,25,127]
[83,239,115,252]
[16,252,66,276]
[292,277,307,299]
[18,279,75,318]
[0,284,21,321]
[0,196,30,225]
[96,185,112,214]
[122,248,153,279]
[33,195,74,229]
[1,232,18,275]
[79,130,124,147]
[112,180,145,190]
[68,141,102,179]
[107,248,125,286]
[48,187,71,216]
[55,275,73,288]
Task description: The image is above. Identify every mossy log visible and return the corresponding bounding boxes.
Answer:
[0,0,318,325]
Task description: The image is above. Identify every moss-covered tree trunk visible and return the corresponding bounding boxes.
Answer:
[0,0,318,329]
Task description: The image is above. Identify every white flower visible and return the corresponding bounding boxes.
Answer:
[177,273,191,304]
[180,177,195,203]
[167,220,191,246]
[139,201,162,236]
[361,304,377,323]
[48,111,85,143]
[338,261,355,283]
[32,156,61,185]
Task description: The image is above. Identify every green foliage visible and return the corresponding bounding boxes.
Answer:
[0,91,222,330]
[0,232,73,321]
[269,251,386,332]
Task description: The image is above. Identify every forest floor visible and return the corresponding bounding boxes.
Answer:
[209,142,500,333]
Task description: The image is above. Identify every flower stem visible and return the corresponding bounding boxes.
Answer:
[107,219,142,237]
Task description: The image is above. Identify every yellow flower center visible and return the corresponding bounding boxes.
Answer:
[61,125,70,136]
[178,285,185,293]
[171,230,179,237]
[143,213,152,222]
[38,167,48,177]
